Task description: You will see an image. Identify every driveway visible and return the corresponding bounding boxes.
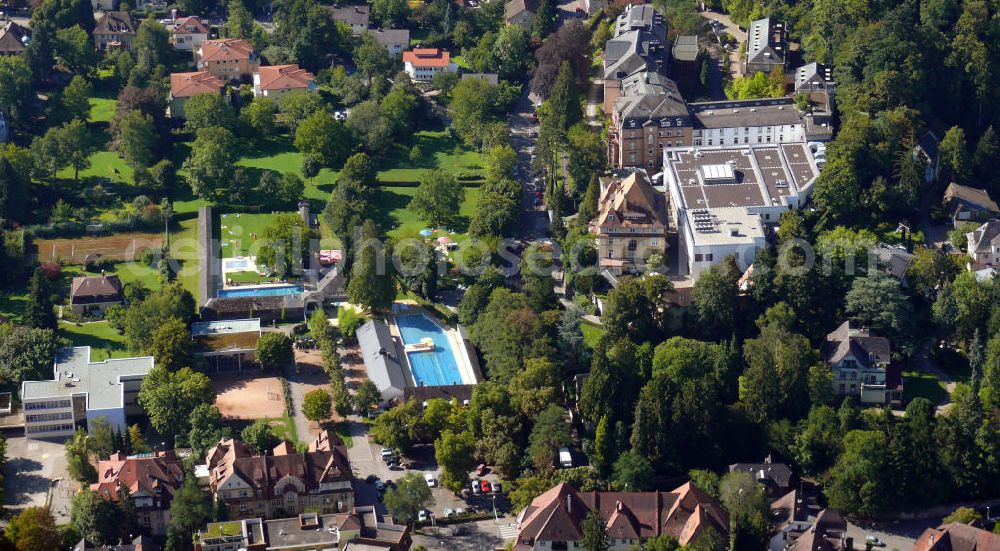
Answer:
[701,10,745,78]
[3,434,76,523]
[286,348,332,444]
[846,518,939,550]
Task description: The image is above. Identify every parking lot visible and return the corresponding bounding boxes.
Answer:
[346,425,512,528]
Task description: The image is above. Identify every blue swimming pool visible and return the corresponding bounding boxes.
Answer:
[217,285,303,298]
[395,314,464,387]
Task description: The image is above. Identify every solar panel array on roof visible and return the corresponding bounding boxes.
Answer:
[691,209,717,233]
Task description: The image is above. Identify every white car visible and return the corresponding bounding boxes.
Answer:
[418,509,433,523]
[443,507,456,517]
[424,473,438,487]
[865,535,885,547]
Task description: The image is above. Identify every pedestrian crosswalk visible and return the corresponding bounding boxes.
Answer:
[497,523,519,540]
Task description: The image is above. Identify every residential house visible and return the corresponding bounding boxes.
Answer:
[70,274,124,316]
[328,5,370,34]
[253,64,317,98]
[191,318,261,372]
[769,491,810,551]
[169,71,226,119]
[670,35,700,87]
[591,170,669,275]
[944,183,1000,225]
[196,508,411,551]
[513,482,729,550]
[504,0,537,30]
[744,18,786,75]
[580,0,606,14]
[21,347,154,439]
[91,450,184,536]
[195,38,259,82]
[872,243,914,282]
[821,321,902,405]
[663,142,819,278]
[966,219,1000,270]
[402,48,457,82]
[787,509,848,551]
[357,320,406,405]
[169,15,209,51]
[368,28,410,56]
[0,21,29,56]
[73,535,160,551]
[915,522,1000,551]
[204,431,354,520]
[794,62,834,94]
[94,11,139,51]
[728,456,795,498]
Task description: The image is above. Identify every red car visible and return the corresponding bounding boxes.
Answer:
[480,480,492,494]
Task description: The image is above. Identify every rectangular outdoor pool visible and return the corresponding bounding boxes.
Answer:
[395,314,464,387]
[217,285,303,298]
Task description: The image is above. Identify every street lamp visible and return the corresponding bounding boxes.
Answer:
[492,494,498,522]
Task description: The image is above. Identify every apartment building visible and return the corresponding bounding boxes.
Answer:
[195,39,259,82]
[204,431,354,520]
[92,450,184,536]
[602,4,669,114]
[253,64,317,99]
[607,71,691,169]
[21,347,154,439]
[402,48,457,82]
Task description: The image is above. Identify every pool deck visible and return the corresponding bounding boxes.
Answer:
[387,303,480,388]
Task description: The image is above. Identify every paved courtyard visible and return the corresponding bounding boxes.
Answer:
[3,434,76,523]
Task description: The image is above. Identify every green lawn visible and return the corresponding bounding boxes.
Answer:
[90,96,117,124]
[0,286,29,323]
[903,371,949,405]
[227,270,281,284]
[58,320,130,361]
[580,322,605,350]
[219,212,282,258]
[172,217,202,303]
[380,185,480,240]
[267,414,299,445]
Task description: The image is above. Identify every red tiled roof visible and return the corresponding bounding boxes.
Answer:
[199,38,255,62]
[915,522,1000,551]
[170,71,225,98]
[514,482,729,548]
[402,48,451,67]
[174,15,209,34]
[255,64,315,92]
[91,451,184,508]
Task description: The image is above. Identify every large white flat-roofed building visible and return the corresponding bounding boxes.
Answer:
[21,347,154,439]
[664,142,819,278]
[688,98,806,147]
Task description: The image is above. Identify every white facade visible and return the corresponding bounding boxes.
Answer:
[403,61,458,82]
[692,123,805,147]
[673,208,766,279]
[172,31,207,51]
[21,347,153,439]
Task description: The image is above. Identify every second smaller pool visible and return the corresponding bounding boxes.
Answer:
[217,285,303,298]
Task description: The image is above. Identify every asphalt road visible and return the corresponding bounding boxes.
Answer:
[700,9,746,78]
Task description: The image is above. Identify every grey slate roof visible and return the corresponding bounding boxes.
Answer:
[356,320,406,398]
[505,0,538,20]
[671,35,698,62]
[367,28,410,48]
[614,4,667,41]
[328,5,370,27]
[968,219,1000,255]
[615,72,688,122]
[944,183,1000,214]
[821,321,891,369]
[688,98,802,128]
[746,18,783,65]
[794,62,834,92]
[873,244,913,280]
[728,460,794,488]
[603,30,662,80]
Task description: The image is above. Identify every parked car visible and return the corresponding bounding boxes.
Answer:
[865,536,885,547]
[424,473,438,487]
[418,509,433,523]
[480,480,491,494]
[454,507,466,515]
[444,508,456,517]
[380,448,395,461]
[490,481,502,493]
[471,480,482,495]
